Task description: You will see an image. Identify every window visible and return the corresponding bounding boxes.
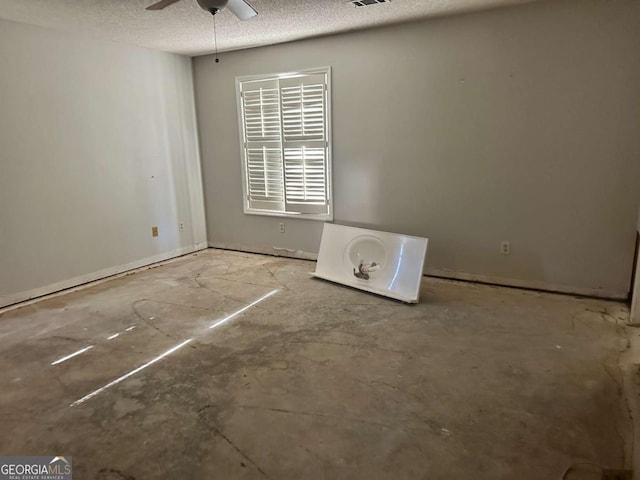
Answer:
[236,67,332,220]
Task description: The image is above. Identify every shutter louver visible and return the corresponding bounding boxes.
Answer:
[247,146,284,203]
[281,83,325,141]
[243,86,281,142]
[284,146,326,202]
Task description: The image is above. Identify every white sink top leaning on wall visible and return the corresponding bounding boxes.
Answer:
[312,223,428,303]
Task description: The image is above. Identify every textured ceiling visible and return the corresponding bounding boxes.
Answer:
[0,0,536,56]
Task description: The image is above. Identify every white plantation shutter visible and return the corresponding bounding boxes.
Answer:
[238,68,331,218]
[280,74,328,214]
[241,79,285,211]
[280,75,325,141]
[246,147,283,210]
[284,146,326,205]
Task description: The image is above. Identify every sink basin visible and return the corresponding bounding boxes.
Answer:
[345,236,387,281]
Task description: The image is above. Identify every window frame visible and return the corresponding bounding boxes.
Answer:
[235,67,333,221]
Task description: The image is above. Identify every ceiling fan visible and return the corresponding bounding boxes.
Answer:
[146,0,258,20]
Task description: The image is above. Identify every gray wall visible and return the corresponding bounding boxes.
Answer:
[0,19,206,308]
[193,0,640,299]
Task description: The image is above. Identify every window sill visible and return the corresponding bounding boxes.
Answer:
[244,208,333,222]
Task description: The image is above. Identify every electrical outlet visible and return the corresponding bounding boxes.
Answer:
[501,241,510,255]
[279,223,285,233]
[178,222,185,232]
[152,226,159,237]
[601,469,633,480]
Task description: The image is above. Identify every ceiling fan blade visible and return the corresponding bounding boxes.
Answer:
[146,0,182,10]
[226,0,258,20]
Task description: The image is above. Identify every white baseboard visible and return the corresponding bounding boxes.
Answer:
[208,242,318,261]
[208,243,626,300]
[3,241,623,312]
[425,267,627,300]
[0,243,208,312]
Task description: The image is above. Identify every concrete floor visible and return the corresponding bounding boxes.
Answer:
[0,249,634,479]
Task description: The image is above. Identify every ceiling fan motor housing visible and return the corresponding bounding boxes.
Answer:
[196,0,229,14]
